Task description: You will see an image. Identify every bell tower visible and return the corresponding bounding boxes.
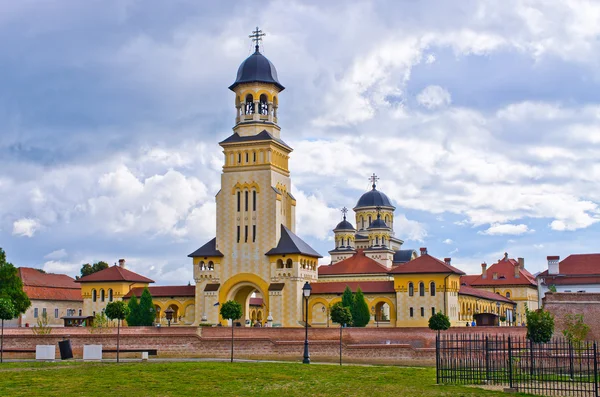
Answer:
[189,28,320,328]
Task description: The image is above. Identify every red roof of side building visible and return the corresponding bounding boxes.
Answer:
[249,297,263,306]
[538,254,600,278]
[18,268,82,302]
[76,265,154,284]
[123,285,195,298]
[459,285,515,304]
[388,254,465,275]
[312,281,396,295]
[468,257,536,287]
[318,250,390,276]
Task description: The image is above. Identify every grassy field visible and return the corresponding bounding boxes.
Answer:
[0,361,531,396]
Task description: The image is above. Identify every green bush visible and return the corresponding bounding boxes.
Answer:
[220,300,242,324]
[350,287,370,327]
[428,312,451,334]
[562,314,590,347]
[330,302,352,327]
[526,308,554,344]
[126,295,140,325]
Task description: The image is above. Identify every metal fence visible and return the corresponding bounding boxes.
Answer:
[436,334,599,396]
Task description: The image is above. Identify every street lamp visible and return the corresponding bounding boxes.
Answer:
[164,307,174,327]
[302,282,312,364]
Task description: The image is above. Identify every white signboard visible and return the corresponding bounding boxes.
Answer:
[83,345,103,361]
[35,345,56,361]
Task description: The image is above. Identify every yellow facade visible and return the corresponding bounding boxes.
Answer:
[81,281,149,317]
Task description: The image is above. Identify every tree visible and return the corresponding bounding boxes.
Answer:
[90,312,111,334]
[526,308,554,344]
[562,314,590,349]
[80,261,110,278]
[0,248,31,315]
[0,298,16,363]
[138,288,155,326]
[428,312,451,337]
[330,302,352,366]
[126,295,140,326]
[220,300,243,363]
[350,287,370,327]
[105,301,130,363]
[341,286,353,309]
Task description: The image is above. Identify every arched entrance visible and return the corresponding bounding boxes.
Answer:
[227,282,266,326]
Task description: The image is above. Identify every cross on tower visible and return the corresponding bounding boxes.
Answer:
[249,26,266,52]
[369,173,379,189]
[341,207,348,220]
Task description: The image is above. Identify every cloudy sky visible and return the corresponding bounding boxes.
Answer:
[2,0,600,284]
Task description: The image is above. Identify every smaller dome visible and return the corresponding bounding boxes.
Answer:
[368,218,388,229]
[334,218,355,231]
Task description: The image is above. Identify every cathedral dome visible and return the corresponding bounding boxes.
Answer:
[354,188,395,210]
[229,50,284,91]
[334,218,355,231]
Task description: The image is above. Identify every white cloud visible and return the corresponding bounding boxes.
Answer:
[443,239,453,245]
[479,223,530,236]
[393,214,428,242]
[417,85,452,109]
[12,218,41,237]
[294,189,339,240]
[44,249,68,260]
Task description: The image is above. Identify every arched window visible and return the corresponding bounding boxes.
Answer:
[245,191,249,211]
[79,309,82,316]
[408,282,414,297]
[375,237,379,246]
[100,289,105,302]
[208,261,214,271]
[419,282,425,297]
[430,282,436,297]
[108,289,113,302]
[237,192,241,212]
[259,94,268,115]
[245,94,254,114]
[199,261,205,271]
[276,259,284,269]
[368,215,372,225]
[505,291,511,298]
[409,307,414,317]
[253,191,257,211]
[286,259,293,268]
[92,289,97,302]
[420,307,425,317]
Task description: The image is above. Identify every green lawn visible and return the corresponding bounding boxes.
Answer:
[0,361,531,397]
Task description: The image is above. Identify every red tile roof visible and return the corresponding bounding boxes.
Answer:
[459,285,515,304]
[76,265,154,284]
[539,254,600,277]
[460,275,479,286]
[467,257,536,287]
[540,275,600,286]
[18,268,82,302]
[318,250,390,276]
[123,285,195,298]
[23,285,82,302]
[312,281,395,295]
[388,254,465,275]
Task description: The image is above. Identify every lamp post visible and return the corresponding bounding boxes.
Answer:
[165,307,174,327]
[302,282,312,364]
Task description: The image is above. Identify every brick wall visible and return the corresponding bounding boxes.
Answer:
[543,292,600,340]
[1,326,526,365]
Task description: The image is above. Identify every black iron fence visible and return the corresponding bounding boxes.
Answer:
[436,334,599,396]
